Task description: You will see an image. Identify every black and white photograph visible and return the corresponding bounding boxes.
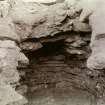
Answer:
[0,0,105,105]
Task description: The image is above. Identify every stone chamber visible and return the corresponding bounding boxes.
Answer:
[17,32,105,105]
[1,0,105,105]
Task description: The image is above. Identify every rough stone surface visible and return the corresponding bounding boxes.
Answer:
[0,18,20,41]
[0,0,105,105]
[0,40,29,105]
[23,32,105,105]
[0,40,28,85]
[8,1,90,41]
[0,75,27,105]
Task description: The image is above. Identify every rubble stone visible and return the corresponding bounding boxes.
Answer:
[8,1,90,40]
[0,0,105,105]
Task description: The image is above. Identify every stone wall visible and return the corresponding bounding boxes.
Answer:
[0,0,105,105]
[20,32,105,105]
[18,32,104,105]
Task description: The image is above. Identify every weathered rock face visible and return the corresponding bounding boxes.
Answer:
[0,75,27,105]
[0,0,105,105]
[8,1,90,41]
[0,40,29,105]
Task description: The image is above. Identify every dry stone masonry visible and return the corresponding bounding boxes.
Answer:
[0,0,105,105]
